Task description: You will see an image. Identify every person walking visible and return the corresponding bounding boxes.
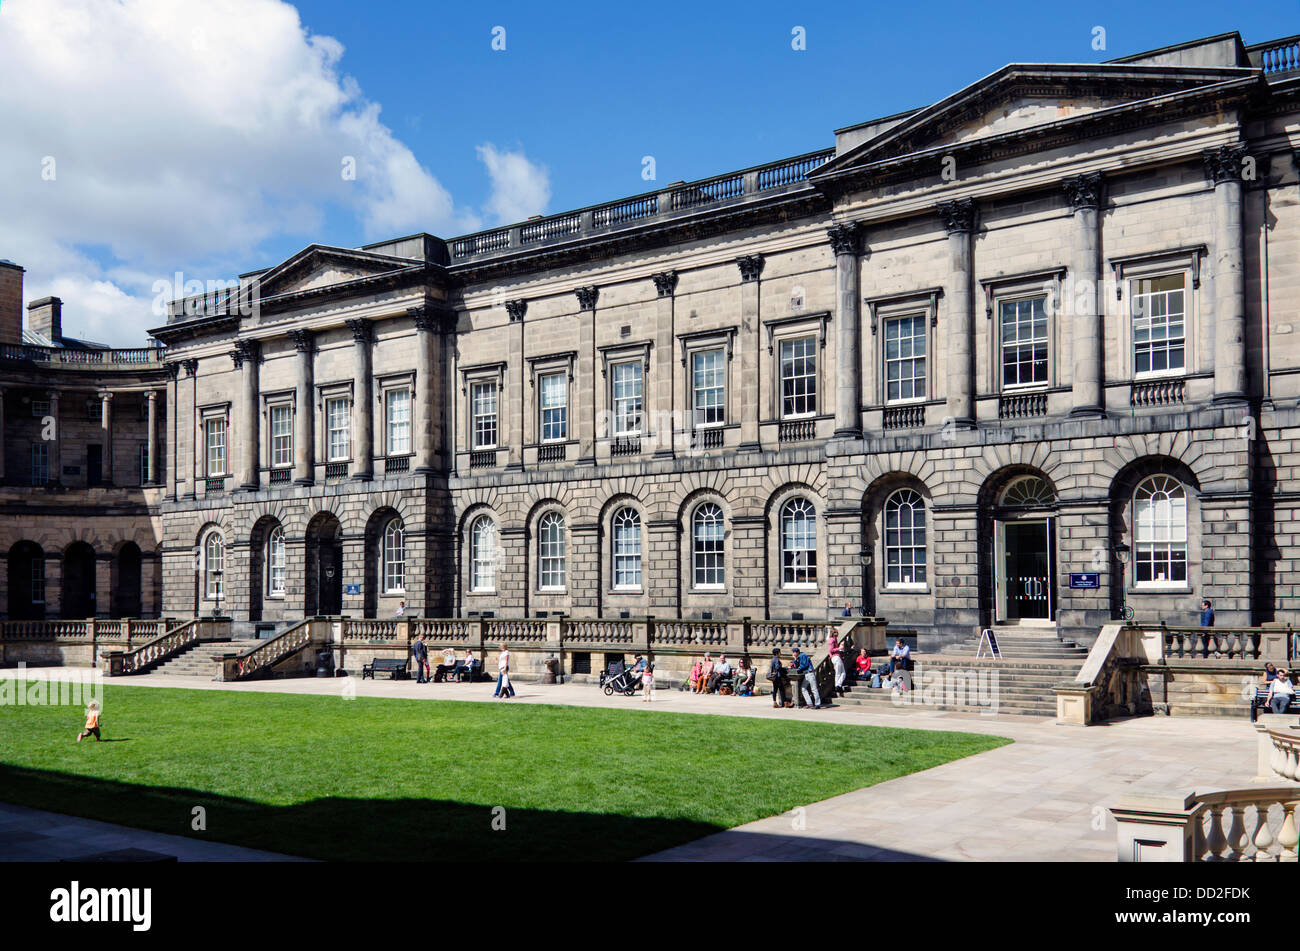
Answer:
[76,699,102,743]
[494,643,515,699]
[412,632,429,683]
[827,630,846,697]
[841,601,854,618]
[791,647,823,709]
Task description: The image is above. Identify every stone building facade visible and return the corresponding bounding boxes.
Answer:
[149,31,1300,648]
[0,260,169,620]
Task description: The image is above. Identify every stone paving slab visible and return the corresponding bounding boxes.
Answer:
[0,667,1275,862]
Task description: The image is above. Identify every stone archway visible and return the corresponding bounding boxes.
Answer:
[113,542,142,618]
[305,513,343,617]
[7,541,46,620]
[63,542,96,619]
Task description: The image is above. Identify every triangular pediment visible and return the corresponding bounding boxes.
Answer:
[815,63,1260,174]
[253,245,421,299]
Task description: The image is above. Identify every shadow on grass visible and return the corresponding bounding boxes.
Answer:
[0,764,728,862]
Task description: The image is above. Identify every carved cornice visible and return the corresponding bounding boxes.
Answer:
[505,299,528,322]
[826,222,862,256]
[407,303,457,333]
[651,270,678,298]
[163,362,181,380]
[575,286,599,311]
[346,318,374,344]
[936,198,976,235]
[290,329,315,353]
[735,254,764,282]
[1062,172,1103,212]
[181,358,199,377]
[1203,145,1247,185]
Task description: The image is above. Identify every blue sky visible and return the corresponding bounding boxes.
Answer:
[0,0,1293,345]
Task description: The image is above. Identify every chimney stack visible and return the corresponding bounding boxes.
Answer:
[0,260,22,345]
[27,296,63,344]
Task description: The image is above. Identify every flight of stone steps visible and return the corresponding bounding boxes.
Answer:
[149,639,260,678]
[832,629,1089,717]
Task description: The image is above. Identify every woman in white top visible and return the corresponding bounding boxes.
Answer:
[1267,669,1295,714]
[494,643,515,699]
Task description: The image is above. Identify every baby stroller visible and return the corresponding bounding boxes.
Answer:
[599,660,643,696]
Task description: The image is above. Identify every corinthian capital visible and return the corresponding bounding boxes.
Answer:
[826,222,862,256]
[1062,172,1103,212]
[1202,145,1247,185]
[346,318,373,344]
[936,198,976,235]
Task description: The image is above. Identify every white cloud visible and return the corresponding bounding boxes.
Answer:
[476,144,552,225]
[0,0,500,345]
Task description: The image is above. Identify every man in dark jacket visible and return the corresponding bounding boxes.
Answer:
[791,647,824,709]
[768,648,791,708]
[412,633,429,683]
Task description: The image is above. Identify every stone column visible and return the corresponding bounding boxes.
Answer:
[146,389,159,485]
[231,340,260,490]
[735,255,763,451]
[575,287,598,465]
[165,363,179,497]
[346,319,374,480]
[937,199,976,428]
[650,272,676,458]
[48,391,61,485]
[1204,146,1248,403]
[410,307,437,474]
[98,391,114,485]
[182,359,198,497]
[828,224,863,438]
[506,299,525,470]
[290,330,315,485]
[1064,173,1105,417]
[0,386,6,484]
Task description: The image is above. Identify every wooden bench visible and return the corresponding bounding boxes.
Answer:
[1251,684,1300,721]
[362,657,409,681]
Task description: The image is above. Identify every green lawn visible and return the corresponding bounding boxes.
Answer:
[0,685,1010,861]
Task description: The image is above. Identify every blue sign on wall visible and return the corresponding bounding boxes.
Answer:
[344,584,361,595]
[1068,572,1101,589]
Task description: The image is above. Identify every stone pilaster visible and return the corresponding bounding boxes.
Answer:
[165,362,179,498]
[824,507,863,614]
[0,386,6,483]
[1063,173,1105,417]
[48,391,61,486]
[1204,145,1248,404]
[575,286,598,465]
[146,390,159,485]
[506,299,525,470]
[650,272,676,458]
[98,391,114,485]
[828,223,863,438]
[291,330,315,484]
[182,359,198,497]
[937,199,976,428]
[347,319,374,480]
[409,307,437,474]
[230,340,260,490]
[735,255,763,451]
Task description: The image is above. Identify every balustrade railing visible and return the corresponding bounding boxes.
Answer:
[110,620,200,675]
[486,618,548,642]
[0,344,166,368]
[563,618,636,644]
[342,618,400,641]
[538,443,565,462]
[883,404,925,430]
[1161,625,1287,661]
[1191,790,1300,862]
[778,419,816,442]
[1248,35,1300,74]
[653,619,729,647]
[1130,377,1185,407]
[469,450,496,469]
[221,619,318,681]
[998,391,1047,420]
[411,618,475,641]
[748,620,835,650]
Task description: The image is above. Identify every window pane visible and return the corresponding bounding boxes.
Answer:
[1132,276,1186,376]
[539,373,568,441]
[472,382,498,449]
[692,350,725,427]
[780,498,817,586]
[692,503,725,587]
[612,362,643,435]
[387,388,411,455]
[779,337,817,417]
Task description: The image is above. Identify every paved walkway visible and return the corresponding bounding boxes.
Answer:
[0,668,1268,861]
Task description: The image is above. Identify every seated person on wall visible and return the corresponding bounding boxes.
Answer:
[688,658,704,692]
[453,649,475,682]
[695,653,715,694]
[888,639,911,674]
[733,657,756,697]
[434,647,457,682]
[855,653,871,682]
[1263,662,1279,683]
[1267,669,1295,714]
[708,654,733,693]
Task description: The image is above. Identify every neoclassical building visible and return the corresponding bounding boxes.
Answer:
[147,30,1300,648]
[0,261,169,620]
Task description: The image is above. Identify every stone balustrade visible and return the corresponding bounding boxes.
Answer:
[1112,786,1300,861]
[0,617,185,643]
[0,343,166,369]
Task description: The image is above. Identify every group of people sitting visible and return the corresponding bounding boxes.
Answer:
[1263,662,1296,713]
[409,634,479,684]
[688,653,758,697]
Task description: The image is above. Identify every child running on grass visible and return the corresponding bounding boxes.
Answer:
[76,700,102,743]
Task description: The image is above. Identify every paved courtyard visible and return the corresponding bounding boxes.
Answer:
[0,668,1266,861]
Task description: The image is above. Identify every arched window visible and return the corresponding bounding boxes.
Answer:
[1134,475,1187,585]
[999,475,1056,507]
[266,526,286,597]
[539,512,566,590]
[383,518,405,593]
[612,508,642,589]
[692,503,725,589]
[203,532,224,600]
[884,489,927,586]
[780,498,818,587]
[470,516,497,592]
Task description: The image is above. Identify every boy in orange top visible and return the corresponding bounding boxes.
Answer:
[76,700,102,742]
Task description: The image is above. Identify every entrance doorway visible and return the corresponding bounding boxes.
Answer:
[305,513,343,616]
[64,542,96,618]
[996,519,1054,623]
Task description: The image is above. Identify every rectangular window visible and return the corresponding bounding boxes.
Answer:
[386,387,411,455]
[205,417,227,476]
[1000,297,1049,388]
[539,372,567,442]
[139,444,149,485]
[471,381,498,449]
[31,444,49,486]
[270,404,293,467]
[31,399,50,418]
[326,397,350,462]
[692,350,725,427]
[612,362,643,435]
[884,316,927,403]
[1132,274,1186,376]
[780,336,816,417]
[31,558,45,605]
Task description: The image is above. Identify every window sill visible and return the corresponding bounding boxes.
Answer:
[538,587,567,594]
[883,584,930,593]
[1131,584,1192,594]
[780,584,820,593]
[468,588,497,596]
[611,587,644,594]
[690,585,726,593]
